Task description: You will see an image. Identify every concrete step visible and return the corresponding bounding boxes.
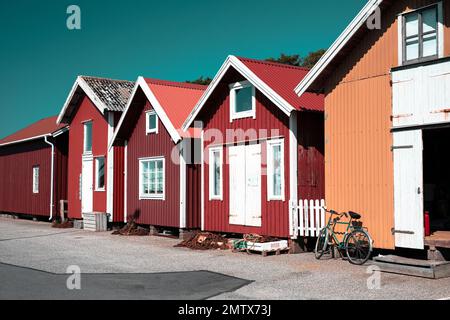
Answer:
[373,254,450,279]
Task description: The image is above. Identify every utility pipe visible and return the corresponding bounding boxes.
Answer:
[44,136,55,221]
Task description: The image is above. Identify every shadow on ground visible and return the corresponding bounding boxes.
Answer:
[0,263,252,300]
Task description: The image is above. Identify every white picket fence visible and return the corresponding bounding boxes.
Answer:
[289,199,326,239]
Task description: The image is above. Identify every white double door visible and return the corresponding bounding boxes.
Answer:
[229,144,262,227]
[81,156,94,214]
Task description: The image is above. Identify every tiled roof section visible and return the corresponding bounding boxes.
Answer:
[144,78,207,137]
[0,116,67,146]
[236,57,324,112]
[81,76,135,112]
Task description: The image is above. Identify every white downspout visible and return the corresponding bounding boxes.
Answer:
[44,136,55,221]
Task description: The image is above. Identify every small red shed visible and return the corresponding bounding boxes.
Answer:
[111,77,206,233]
[0,116,69,219]
[57,76,134,223]
[183,56,324,238]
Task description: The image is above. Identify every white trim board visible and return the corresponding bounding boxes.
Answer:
[110,77,182,150]
[294,0,384,96]
[182,55,296,131]
[57,76,110,124]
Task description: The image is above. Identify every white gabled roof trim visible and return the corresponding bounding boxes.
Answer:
[56,76,110,124]
[182,55,296,131]
[109,77,182,150]
[0,126,69,148]
[294,0,384,96]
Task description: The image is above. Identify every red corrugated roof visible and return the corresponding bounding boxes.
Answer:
[144,78,207,138]
[0,116,67,146]
[237,57,324,112]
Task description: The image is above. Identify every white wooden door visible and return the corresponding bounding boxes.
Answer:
[228,144,262,227]
[229,145,246,225]
[245,144,262,227]
[393,130,424,249]
[81,157,94,214]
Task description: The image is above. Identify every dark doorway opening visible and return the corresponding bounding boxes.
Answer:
[423,127,450,232]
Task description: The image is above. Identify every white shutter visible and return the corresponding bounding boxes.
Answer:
[245,144,262,227]
[229,145,246,225]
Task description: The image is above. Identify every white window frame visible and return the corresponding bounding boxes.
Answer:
[83,120,93,154]
[208,147,223,200]
[267,139,285,201]
[95,156,106,192]
[398,2,444,66]
[139,156,165,200]
[32,166,39,194]
[146,110,158,135]
[229,80,256,122]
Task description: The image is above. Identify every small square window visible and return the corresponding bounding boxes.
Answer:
[32,166,39,194]
[95,157,105,191]
[83,121,93,154]
[229,81,256,121]
[139,157,165,200]
[402,5,440,64]
[146,111,158,134]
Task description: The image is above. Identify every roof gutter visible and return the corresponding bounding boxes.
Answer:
[43,136,55,221]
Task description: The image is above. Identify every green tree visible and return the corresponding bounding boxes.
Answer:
[265,49,326,69]
[186,76,212,85]
[300,49,326,69]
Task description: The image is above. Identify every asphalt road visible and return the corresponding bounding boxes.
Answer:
[0,263,250,300]
[1,217,450,300]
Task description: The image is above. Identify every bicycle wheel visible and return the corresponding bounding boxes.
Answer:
[315,227,329,259]
[345,229,372,265]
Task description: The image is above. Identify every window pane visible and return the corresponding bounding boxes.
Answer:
[235,86,253,113]
[213,152,221,196]
[272,145,282,196]
[422,8,437,33]
[84,122,92,152]
[406,37,419,60]
[97,158,105,189]
[147,113,157,131]
[423,33,437,57]
[405,13,419,37]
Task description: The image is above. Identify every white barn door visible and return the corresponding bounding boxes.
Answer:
[81,157,94,214]
[228,144,262,227]
[229,145,246,225]
[393,130,424,249]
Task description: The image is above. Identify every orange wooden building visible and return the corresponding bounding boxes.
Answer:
[296,0,450,250]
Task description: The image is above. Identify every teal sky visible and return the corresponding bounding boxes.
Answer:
[0,0,365,138]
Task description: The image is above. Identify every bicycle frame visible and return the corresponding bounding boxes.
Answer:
[324,212,357,250]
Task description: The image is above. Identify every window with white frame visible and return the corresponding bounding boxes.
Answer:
[83,121,93,154]
[32,166,39,194]
[401,4,442,64]
[209,147,223,200]
[95,157,105,191]
[146,110,158,134]
[267,139,284,201]
[229,80,256,121]
[139,157,164,199]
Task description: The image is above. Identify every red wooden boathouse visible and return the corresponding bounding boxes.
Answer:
[183,56,324,238]
[111,77,205,233]
[0,116,69,219]
[57,76,134,223]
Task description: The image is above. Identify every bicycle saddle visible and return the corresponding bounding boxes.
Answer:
[348,211,361,220]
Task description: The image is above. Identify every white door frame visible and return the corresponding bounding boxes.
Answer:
[81,155,94,214]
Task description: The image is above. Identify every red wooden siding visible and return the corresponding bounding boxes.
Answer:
[297,111,325,200]
[198,68,291,238]
[0,140,52,216]
[126,98,181,227]
[53,132,69,216]
[67,95,109,219]
[113,144,125,222]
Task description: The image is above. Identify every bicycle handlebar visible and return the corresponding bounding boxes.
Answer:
[323,207,348,218]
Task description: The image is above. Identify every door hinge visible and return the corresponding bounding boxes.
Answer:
[391,145,413,151]
[391,228,415,235]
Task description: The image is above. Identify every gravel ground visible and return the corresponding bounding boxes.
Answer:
[1,217,450,300]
